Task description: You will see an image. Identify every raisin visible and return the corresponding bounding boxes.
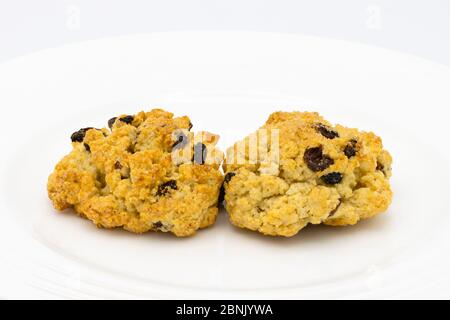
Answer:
[153,221,164,230]
[218,185,225,205]
[83,143,91,152]
[71,127,94,142]
[224,172,236,184]
[108,117,117,129]
[303,147,334,172]
[193,143,207,165]
[344,139,357,158]
[344,145,355,158]
[315,124,339,139]
[157,180,177,196]
[119,115,134,125]
[172,132,188,150]
[321,172,343,185]
[218,172,236,206]
[114,161,122,170]
[188,122,193,131]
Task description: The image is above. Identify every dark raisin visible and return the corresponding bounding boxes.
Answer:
[218,173,236,207]
[193,143,207,165]
[119,115,134,125]
[172,132,188,150]
[344,139,357,158]
[218,185,225,205]
[157,180,177,196]
[315,123,339,139]
[321,172,343,185]
[188,122,193,131]
[153,221,163,230]
[303,147,334,172]
[108,117,117,129]
[344,145,356,158]
[84,143,91,152]
[114,161,122,170]
[224,172,236,184]
[70,127,94,142]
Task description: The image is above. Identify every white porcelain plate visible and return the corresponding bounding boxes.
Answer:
[0,32,449,299]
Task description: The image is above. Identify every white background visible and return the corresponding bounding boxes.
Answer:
[1,1,450,300]
[0,0,449,66]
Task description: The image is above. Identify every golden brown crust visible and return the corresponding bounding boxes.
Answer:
[47,109,224,237]
[223,111,393,237]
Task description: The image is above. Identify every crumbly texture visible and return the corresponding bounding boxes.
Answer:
[48,109,224,237]
[223,111,393,237]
